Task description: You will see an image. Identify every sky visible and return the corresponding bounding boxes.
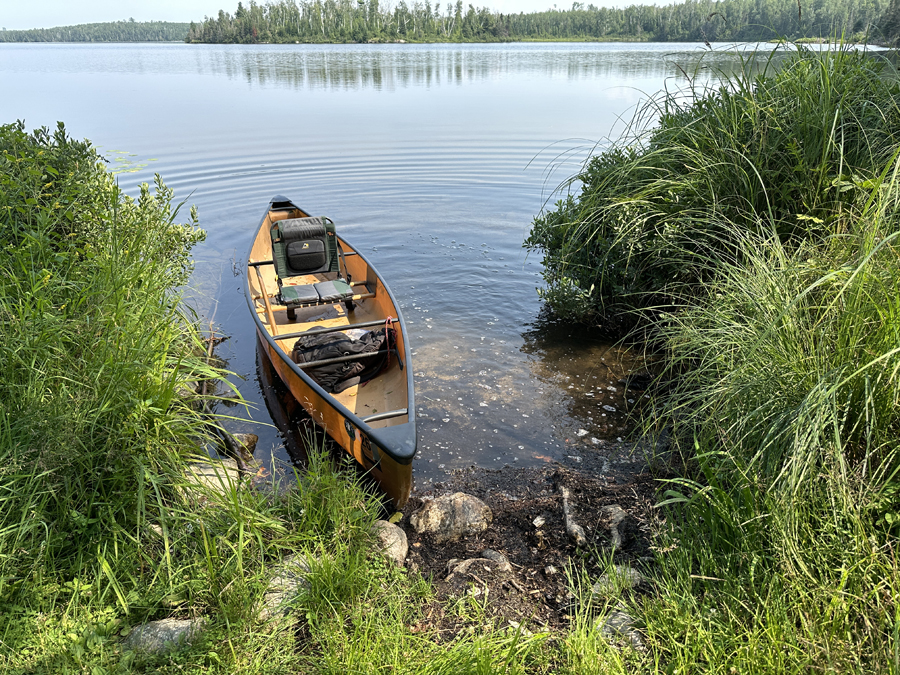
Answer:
[0,0,640,30]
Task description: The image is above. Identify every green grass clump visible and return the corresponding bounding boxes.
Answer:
[640,183,900,671]
[526,45,900,328]
[0,120,213,587]
[526,44,900,673]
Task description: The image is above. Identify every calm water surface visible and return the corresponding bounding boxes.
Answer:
[1,42,775,485]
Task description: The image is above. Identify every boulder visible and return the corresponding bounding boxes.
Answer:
[601,609,645,652]
[372,520,408,567]
[122,618,203,655]
[591,565,644,598]
[409,492,492,543]
[259,554,313,620]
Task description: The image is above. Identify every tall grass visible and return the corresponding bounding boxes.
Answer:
[0,121,213,586]
[642,180,900,669]
[526,45,900,328]
[525,44,900,673]
[620,54,900,673]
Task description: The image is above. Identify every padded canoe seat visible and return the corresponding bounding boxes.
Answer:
[271,216,353,308]
[271,216,340,278]
[280,279,353,307]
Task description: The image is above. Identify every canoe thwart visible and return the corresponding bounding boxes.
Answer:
[294,348,400,371]
[361,409,409,424]
[275,318,401,342]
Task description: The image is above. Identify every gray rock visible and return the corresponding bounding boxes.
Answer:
[122,618,203,655]
[601,609,645,651]
[479,549,512,572]
[591,565,644,598]
[409,492,492,543]
[372,520,408,567]
[259,554,313,620]
[184,458,241,495]
[602,504,628,548]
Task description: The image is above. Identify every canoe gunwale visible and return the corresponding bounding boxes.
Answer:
[244,196,417,467]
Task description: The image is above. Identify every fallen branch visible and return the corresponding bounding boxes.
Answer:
[560,486,587,547]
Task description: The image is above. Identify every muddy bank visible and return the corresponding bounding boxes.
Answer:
[397,438,667,638]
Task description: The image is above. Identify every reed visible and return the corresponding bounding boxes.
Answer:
[526,45,900,329]
[526,44,900,673]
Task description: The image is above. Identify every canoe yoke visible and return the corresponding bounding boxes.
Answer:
[268,216,359,310]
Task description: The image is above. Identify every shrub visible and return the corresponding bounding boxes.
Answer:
[525,47,900,329]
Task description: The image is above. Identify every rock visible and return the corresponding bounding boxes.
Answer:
[176,382,199,401]
[231,433,259,457]
[372,519,408,567]
[479,549,512,572]
[259,554,313,620]
[601,609,645,651]
[602,504,628,548]
[409,492,492,543]
[122,618,203,655]
[184,458,241,496]
[145,523,164,539]
[591,565,644,598]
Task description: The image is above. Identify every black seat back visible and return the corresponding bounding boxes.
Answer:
[271,216,340,278]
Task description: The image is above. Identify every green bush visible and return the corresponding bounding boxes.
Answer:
[0,121,211,583]
[526,47,900,329]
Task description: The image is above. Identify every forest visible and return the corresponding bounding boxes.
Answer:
[186,0,889,44]
[0,20,190,43]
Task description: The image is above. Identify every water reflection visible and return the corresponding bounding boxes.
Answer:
[194,42,782,92]
[256,334,315,468]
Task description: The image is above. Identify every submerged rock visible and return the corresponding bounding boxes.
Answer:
[231,433,259,458]
[372,519,408,567]
[409,492,492,543]
[122,618,204,655]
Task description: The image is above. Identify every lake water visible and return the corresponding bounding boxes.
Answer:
[1,41,778,485]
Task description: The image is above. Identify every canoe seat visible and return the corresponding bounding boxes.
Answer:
[271,216,353,308]
[280,279,353,307]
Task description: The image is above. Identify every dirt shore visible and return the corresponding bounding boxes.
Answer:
[397,439,666,638]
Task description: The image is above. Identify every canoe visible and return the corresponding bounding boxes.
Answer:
[245,195,416,507]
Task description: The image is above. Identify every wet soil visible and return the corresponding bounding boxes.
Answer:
[396,439,667,638]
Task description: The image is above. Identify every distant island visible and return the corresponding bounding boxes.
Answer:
[0,20,189,43]
[186,0,889,45]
